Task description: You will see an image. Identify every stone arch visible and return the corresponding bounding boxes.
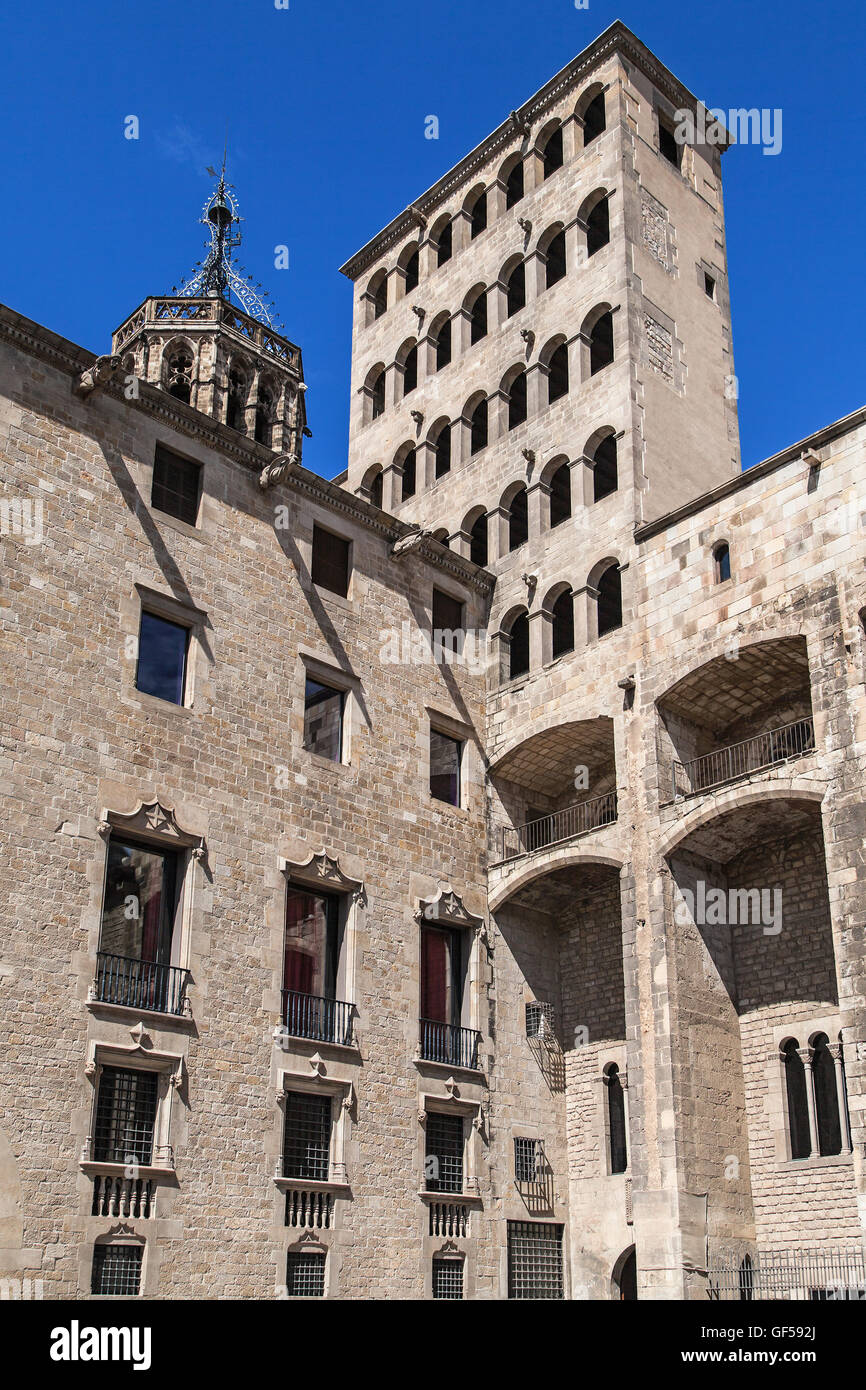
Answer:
[490,846,625,912]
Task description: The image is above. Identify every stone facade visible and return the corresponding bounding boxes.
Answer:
[1,21,865,1300]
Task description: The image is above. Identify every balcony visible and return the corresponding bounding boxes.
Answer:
[281,990,355,1047]
[91,953,191,1017]
[672,717,815,800]
[419,1019,481,1070]
[499,790,618,863]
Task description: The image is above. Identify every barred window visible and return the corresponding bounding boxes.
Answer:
[432,1258,464,1300]
[425,1112,464,1194]
[514,1137,540,1183]
[507,1221,564,1300]
[283,1091,331,1182]
[286,1249,326,1297]
[151,445,201,526]
[91,1243,143,1296]
[93,1067,158,1166]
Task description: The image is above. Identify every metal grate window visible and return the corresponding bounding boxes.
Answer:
[425,1112,464,1194]
[514,1137,541,1184]
[283,1091,331,1182]
[525,1000,555,1039]
[507,1221,564,1300]
[93,1067,158,1166]
[286,1250,326,1297]
[91,1243,143,1296]
[432,1258,464,1300]
[151,445,201,526]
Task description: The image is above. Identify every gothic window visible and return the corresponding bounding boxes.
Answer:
[226,366,248,431]
[549,462,571,527]
[165,345,193,403]
[255,382,275,446]
[596,564,622,637]
[506,263,526,317]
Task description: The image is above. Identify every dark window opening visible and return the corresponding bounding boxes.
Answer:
[402,346,418,396]
[401,449,417,500]
[587,197,610,256]
[470,192,487,238]
[596,565,622,637]
[547,344,569,403]
[506,160,524,208]
[368,471,383,509]
[470,400,488,453]
[434,426,451,478]
[91,1244,143,1297]
[508,373,527,430]
[583,93,606,146]
[136,610,189,705]
[551,590,574,659]
[403,248,419,293]
[432,1259,463,1300]
[98,838,179,986]
[542,127,563,179]
[151,444,201,527]
[311,525,350,598]
[507,1221,564,1300]
[470,513,488,567]
[430,729,462,806]
[435,319,452,371]
[813,1035,842,1157]
[514,1137,540,1184]
[593,436,618,502]
[283,1090,331,1182]
[283,888,341,1006]
[508,611,530,679]
[433,588,464,658]
[784,1040,811,1160]
[659,119,681,168]
[470,292,488,344]
[506,263,526,317]
[508,487,528,549]
[590,311,614,374]
[714,542,731,583]
[704,272,716,299]
[607,1064,628,1174]
[166,349,193,403]
[370,371,385,420]
[303,680,344,762]
[549,463,571,527]
[372,275,387,319]
[421,922,463,1029]
[94,1066,158,1166]
[286,1250,325,1298]
[545,231,566,288]
[437,222,452,267]
[425,1111,464,1194]
[226,369,247,431]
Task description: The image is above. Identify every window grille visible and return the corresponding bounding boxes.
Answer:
[91,1243,143,1296]
[283,1091,331,1182]
[525,1001,555,1039]
[425,1112,464,1194]
[93,1067,158,1166]
[433,1259,464,1300]
[707,1248,866,1301]
[286,1250,326,1297]
[514,1137,541,1183]
[151,445,201,526]
[507,1221,564,1300]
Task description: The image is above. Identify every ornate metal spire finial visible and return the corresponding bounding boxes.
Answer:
[178,155,280,329]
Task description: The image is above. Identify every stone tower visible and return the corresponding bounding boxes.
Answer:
[111,168,308,460]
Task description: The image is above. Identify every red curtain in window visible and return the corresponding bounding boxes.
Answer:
[421,928,449,1022]
[283,891,321,995]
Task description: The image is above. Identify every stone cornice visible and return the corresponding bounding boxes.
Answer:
[0,302,495,596]
[339,21,709,281]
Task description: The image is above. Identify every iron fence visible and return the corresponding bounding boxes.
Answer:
[500,791,618,863]
[673,717,815,799]
[94,952,190,1016]
[707,1247,865,1300]
[282,990,354,1046]
[419,1019,481,1070]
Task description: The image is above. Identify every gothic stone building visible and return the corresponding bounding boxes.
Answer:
[1,22,865,1301]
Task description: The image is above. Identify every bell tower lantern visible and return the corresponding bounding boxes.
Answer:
[111,166,307,460]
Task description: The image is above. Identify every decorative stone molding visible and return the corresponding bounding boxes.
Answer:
[75,354,126,399]
[259,453,298,489]
[390,524,433,559]
[97,798,206,860]
[416,887,483,930]
[279,849,364,898]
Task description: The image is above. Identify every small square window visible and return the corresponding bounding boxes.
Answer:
[91,1243,143,1296]
[151,445,201,526]
[704,273,716,300]
[135,611,189,705]
[304,679,345,762]
[432,589,465,658]
[514,1137,540,1184]
[286,1250,326,1298]
[311,525,350,598]
[659,120,681,168]
[432,1258,464,1300]
[430,728,462,807]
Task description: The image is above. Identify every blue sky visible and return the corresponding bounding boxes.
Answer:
[1,0,863,478]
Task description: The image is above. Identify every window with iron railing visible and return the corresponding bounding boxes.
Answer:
[95,838,189,1015]
[282,887,353,1045]
[91,1243,144,1297]
[282,1091,331,1183]
[432,1258,464,1300]
[93,1067,158,1167]
[286,1249,326,1298]
[507,1221,564,1300]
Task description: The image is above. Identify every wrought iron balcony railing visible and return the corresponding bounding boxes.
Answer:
[281,990,354,1047]
[92,953,191,1017]
[500,791,618,863]
[419,1019,481,1070]
[672,716,815,800]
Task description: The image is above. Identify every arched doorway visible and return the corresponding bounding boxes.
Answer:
[614,1246,637,1300]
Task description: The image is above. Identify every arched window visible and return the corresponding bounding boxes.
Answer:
[166,345,193,403]
[470,190,487,238]
[549,462,571,527]
[506,159,524,208]
[783,1040,811,1160]
[739,1256,754,1302]
[508,610,530,679]
[587,196,610,256]
[714,542,731,583]
[254,382,275,446]
[545,230,566,288]
[469,291,488,345]
[551,590,574,659]
[469,512,488,566]
[547,344,569,403]
[506,263,526,317]
[368,270,388,321]
[589,310,614,375]
[507,486,528,550]
[432,529,450,549]
[402,345,418,396]
[812,1035,842,1156]
[542,125,563,179]
[401,448,417,500]
[370,368,386,421]
[435,319,452,372]
[368,470,383,509]
[507,372,527,430]
[583,92,606,146]
[469,399,488,454]
[606,1064,627,1174]
[437,220,452,267]
[226,365,248,431]
[592,435,618,502]
[434,424,451,479]
[403,247,419,293]
[596,563,622,637]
